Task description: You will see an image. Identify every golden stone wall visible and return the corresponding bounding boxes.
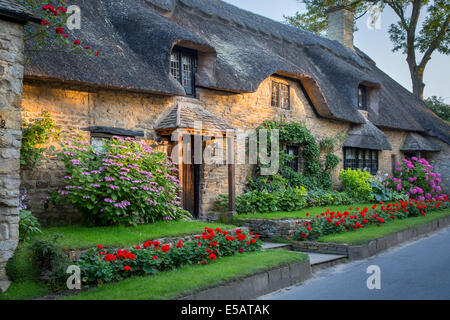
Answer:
[20,76,446,223]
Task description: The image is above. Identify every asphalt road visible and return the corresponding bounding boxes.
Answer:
[261,227,450,300]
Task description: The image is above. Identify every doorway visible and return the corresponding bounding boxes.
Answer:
[181,135,201,218]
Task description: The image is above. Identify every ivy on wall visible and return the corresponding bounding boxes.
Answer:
[20,111,60,169]
[249,120,344,191]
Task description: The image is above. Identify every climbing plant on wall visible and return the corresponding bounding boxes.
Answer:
[20,111,60,168]
[249,120,342,191]
[18,0,102,56]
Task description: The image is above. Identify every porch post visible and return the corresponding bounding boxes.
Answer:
[227,135,236,223]
[177,130,184,207]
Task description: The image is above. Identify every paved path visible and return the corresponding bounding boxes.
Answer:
[260,227,450,300]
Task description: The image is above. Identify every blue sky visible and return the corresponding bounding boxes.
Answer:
[223,0,450,102]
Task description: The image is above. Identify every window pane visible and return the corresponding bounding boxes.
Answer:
[344,148,357,170]
[182,54,193,95]
[271,82,279,107]
[280,84,290,109]
[170,52,180,82]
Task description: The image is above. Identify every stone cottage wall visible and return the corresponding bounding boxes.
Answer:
[0,19,25,292]
[20,75,449,224]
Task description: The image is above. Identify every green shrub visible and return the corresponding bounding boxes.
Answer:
[29,236,72,291]
[19,210,42,242]
[45,136,190,226]
[339,169,373,201]
[215,186,307,214]
[305,189,352,207]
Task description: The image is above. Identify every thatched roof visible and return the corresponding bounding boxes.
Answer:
[344,119,392,151]
[401,133,441,152]
[23,0,450,145]
[0,0,39,23]
[155,102,234,132]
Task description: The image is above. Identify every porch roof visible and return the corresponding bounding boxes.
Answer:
[155,103,234,135]
[343,119,392,151]
[401,133,441,152]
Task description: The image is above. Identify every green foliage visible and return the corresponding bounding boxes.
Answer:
[216,187,353,214]
[216,186,308,214]
[305,189,352,207]
[29,236,72,291]
[425,96,450,122]
[253,120,341,191]
[339,168,374,201]
[19,210,42,242]
[20,111,60,168]
[45,136,190,226]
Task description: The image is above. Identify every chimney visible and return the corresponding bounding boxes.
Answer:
[327,5,354,49]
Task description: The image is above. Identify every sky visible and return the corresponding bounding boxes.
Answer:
[222,0,450,102]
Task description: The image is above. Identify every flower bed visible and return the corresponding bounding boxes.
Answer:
[77,227,261,285]
[294,195,449,241]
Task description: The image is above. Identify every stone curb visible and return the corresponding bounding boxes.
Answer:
[291,215,450,261]
[179,258,312,300]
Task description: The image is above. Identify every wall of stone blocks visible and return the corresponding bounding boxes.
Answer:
[20,74,449,224]
[0,19,24,292]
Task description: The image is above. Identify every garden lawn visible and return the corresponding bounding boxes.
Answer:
[29,221,235,250]
[234,203,373,220]
[318,208,450,245]
[64,250,308,300]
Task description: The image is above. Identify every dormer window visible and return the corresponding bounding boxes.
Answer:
[170,47,197,96]
[358,85,368,110]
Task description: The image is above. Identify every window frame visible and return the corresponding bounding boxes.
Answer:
[286,145,299,172]
[170,46,198,97]
[343,147,379,175]
[271,81,291,110]
[358,85,368,111]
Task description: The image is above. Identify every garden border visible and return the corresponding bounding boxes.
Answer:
[291,214,450,260]
[179,259,312,300]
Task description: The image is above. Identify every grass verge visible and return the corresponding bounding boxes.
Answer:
[234,203,373,221]
[30,221,235,250]
[318,208,450,245]
[64,250,307,300]
[0,245,51,300]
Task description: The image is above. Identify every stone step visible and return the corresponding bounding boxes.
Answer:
[261,242,292,250]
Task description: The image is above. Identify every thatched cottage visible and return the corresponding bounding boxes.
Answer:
[13,0,450,224]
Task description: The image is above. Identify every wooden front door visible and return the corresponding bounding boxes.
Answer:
[182,136,200,218]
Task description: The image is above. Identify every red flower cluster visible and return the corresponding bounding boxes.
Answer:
[296,196,449,241]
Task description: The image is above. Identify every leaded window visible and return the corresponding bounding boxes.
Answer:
[286,146,299,172]
[271,81,290,109]
[170,47,197,96]
[344,147,378,175]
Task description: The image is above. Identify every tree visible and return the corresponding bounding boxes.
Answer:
[425,96,450,122]
[286,0,450,101]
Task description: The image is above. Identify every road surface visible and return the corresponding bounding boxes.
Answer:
[261,227,450,300]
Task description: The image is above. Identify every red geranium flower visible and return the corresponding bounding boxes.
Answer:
[96,245,103,249]
[161,244,170,253]
[239,248,244,253]
[123,266,131,271]
[208,253,217,260]
[73,40,81,45]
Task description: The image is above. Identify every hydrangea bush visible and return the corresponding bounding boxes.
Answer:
[388,157,444,201]
[46,136,189,225]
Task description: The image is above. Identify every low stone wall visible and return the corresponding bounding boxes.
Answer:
[239,218,308,240]
[180,259,312,300]
[291,241,349,255]
[66,227,249,261]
